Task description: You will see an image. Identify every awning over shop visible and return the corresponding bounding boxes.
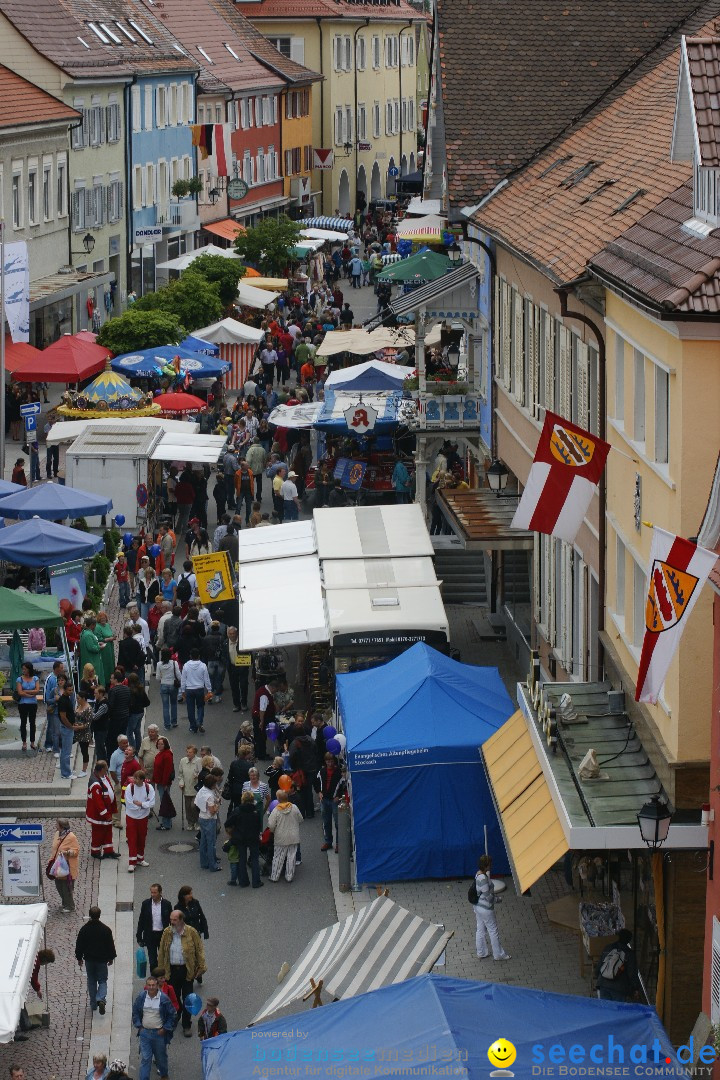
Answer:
[483,709,568,894]
[396,213,446,239]
[238,554,327,650]
[250,896,452,1026]
[237,280,279,308]
[437,489,533,550]
[201,218,245,243]
[29,269,114,311]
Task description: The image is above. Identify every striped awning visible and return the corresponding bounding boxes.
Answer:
[250,896,452,1025]
[302,215,354,231]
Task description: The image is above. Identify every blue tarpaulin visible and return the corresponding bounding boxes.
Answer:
[202,974,681,1080]
[336,643,514,881]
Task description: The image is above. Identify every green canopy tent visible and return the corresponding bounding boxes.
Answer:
[376,249,452,284]
[0,589,72,710]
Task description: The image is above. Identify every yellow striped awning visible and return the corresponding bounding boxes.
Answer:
[483,709,568,894]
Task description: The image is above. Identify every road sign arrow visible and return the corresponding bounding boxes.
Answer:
[0,823,44,842]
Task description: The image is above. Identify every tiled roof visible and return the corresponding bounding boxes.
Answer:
[473,23,707,285]
[0,64,80,126]
[205,0,321,84]
[589,180,720,315]
[436,0,712,211]
[0,0,198,79]
[235,0,421,20]
[685,37,720,168]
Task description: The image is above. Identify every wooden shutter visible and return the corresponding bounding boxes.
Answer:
[711,917,720,1023]
[530,304,540,418]
[558,324,572,418]
[544,316,555,413]
[576,341,590,430]
[513,290,524,404]
[561,543,573,671]
[502,282,511,387]
[544,535,554,645]
[533,533,542,624]
[493,275,500,384]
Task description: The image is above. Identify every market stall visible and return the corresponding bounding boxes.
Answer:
[0,903,48,1044]
[110,345,229,381]
[324,359,413,392]
[0,518,103,567]
[0,482,112,521]
[192,317,265,391]
[0,588,73,682]
[236,280,278,309]
[8,335,110,383]
[156,244,241,272]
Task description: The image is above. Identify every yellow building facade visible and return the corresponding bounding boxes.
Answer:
[279,85,316,212]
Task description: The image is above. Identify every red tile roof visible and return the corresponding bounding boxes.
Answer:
[436,0,715,211]
[684,37,720,168]
[235,0,421,20]
[472,20,716,285]
[0,64,80,126]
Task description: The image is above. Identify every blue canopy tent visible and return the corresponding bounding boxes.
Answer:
[202,974,681,1080]
[0,480,23,497]
[315,389,402,435]
[111,345,229,379]
[324,360,413,393]
[0,518,103,567]
[179,335,220,356]
[337,643,513,881]
[0,482,112,520]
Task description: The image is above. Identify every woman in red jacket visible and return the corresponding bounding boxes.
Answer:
[152,736,175,831]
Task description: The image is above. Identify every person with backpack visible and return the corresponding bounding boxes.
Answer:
[176,562,196,613]
[595,929,642,1001]
[470,854,510,962]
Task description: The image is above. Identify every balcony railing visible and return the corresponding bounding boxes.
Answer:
[156,200,199,230]
[404,391,483,430]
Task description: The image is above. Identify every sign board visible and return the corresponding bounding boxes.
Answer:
[388,167,400,178]
[333,457,366,491]
[133,226,163,246]
[2,844,41,897]
[357,142,372,152]
[24,415,37,434]
[343,401,378,435]
[0,823,44,843]
[227,178,249,201]
[192,550,235,605]
[19,402,41,417]
[313,149,335,171]
[333,629,448,652]
[49,558,86,609]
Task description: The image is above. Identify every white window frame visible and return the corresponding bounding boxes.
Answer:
[654,363,669,465]
[335,106,343,146]
[133,164,143,211]
[614,533,626,628]
[372,35,380,69]
[356,36,366,71]
[614,334,625,424]
[132,86,142,134]
[27,161,38,226]
[633,348,645,444]
[632,557,645,650]
[11,163,22,230]
[156,86,167,129]
[144,86,153,131]
[372,102,380,139]
[42,159,52,222]
[56,155,67,218]
[357,103,366,141]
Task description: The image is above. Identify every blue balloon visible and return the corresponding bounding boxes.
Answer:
[114,514,126,527]
[323,725,337,740]
[184,993,203,1016]
[123,532,133,547]
[326,738,341,754]
[150,543,161,557]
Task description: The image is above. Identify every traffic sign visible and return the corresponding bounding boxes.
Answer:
[19,401,41,417]
[0,823,44,843]
[388,167,400,178]
[24,414,37,434]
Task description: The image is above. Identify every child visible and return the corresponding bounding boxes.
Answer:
[197,997,227,1040]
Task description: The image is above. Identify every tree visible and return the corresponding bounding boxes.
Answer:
[233,215,303,276]
[97,309,187,355]
[188,254,247,308]
[132,273,224,332]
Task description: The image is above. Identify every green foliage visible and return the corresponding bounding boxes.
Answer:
[233,215,303,276]
[172,179,190,198]
[97,309,187,355]
[187,176,203,196]
[133,274,223,332]
[187,254,247,308]
[72,517,89,532]
[101,528,120,560]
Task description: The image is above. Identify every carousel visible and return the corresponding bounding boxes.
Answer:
[56,362,161,419]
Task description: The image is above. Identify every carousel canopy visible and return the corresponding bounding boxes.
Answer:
[57,365,161,418]
[111,345,229,379]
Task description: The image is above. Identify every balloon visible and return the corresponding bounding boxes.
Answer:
[123,532,133,547]
[278,774,292,791]
[114,514,125,527]
[326,738,341,754]
[334,733,346,751]
[268,800,278,813]
[323,725,337,740]
[266,722,278,741]
[150,543,161,557]
[184,993,203,1016]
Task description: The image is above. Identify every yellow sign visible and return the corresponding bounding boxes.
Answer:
[192,551,235,605]
[235,654,252,667]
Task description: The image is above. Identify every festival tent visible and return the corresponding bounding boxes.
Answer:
[192,317,264,391]
[111,345,229,379]
[0,589,63,630]
[250,277,288,291]
[7,335,110,382]
[156,243,241,271]
[316,324,441,358]
[376,248,451,283]
[314,389,402,434]
[179,335,220,356]
[300,227,348,242]
[324,359,413,391]
[301,215,353,232]
[0,517,103,567]
[395,213,446,240]
[337,643,513,881]
[0,480,24,497]
[0,904,48,1044]
[0,481,112,520]
[203,975,679,1080]
[155,392,207,416]
[237,280,278,309]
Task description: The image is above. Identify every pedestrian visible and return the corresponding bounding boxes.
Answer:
[176,886,209,958]
[11,458,27,486]
[150,967,179,1012]
[234,459,255,525]
[131,974,176,1079]
[224,626,250,713]
[226,744,253,811]
[251,678,278,761]
[42,659,64,756]
[595,929,642,1002]
[178,744,201,830]
[392,458,412,504]
[225,790,263,888]
[179,649,212,735]
[194,773,221,871]
[139,723,160,775]
[92,685,111,765]
[73,692,93,777]
[472,855,511,961]
[341,302,354,327]
[155,648,181,731]
[136,883,171,973]
[115,553,131,609]
[95,611,116,687]
[245,438,267,502]
[120,744,141,793]
[125,769,155,872]
[288,719,317,819]
[107,672,131,756]
[79,617,103,681]
[281,470,301,521]
[107,1061,132,1080]
[153,737,175,831]
[157,909,207,1037]
[201,621,226,704]
[108,734,129,830]
[268,790,303,882]
[48,817,80,912]
[242,767,270,814]
[16,661,40,752]
[86,1054,109,1080]
[75,906,116,1014]
[85,761,119,859]
[197,997,227,1040]
[315,752,341,852]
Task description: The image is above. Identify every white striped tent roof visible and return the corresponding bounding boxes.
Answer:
[250,895,451,1026]
[302,216,354,232]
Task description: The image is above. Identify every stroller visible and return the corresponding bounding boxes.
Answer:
[258,827,274,877]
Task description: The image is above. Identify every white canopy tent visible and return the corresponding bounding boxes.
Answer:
[396,213,446,238]
[149,433,226,464]
[405,197,443,217]
[237,520,316,563]
[322,556,440,590]
[267,402,323,429]
[0,903,48,1044]
[237,281,279,309]
[325,585,449,638]
[192,317,265,347]
[156,244,241,271]
[316,324,442,358]
[300,227,348,243]
[314,504,435,559]
[238,554,327,650]
[323,359,414,390]
[47,416,200,445]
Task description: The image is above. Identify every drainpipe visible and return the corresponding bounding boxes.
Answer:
[125,75,138,299]
[353,18,370,214]
[555,284,607,664]
[398,22,413,186]
[316,17,325,212]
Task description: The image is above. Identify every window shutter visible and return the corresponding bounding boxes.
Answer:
[95,185,104,225]
[501,282,511,387]
[711,918,720,1023]
[83,108,91,146]
[513,291,524,405]
[105,105,112,141]
[71,190,80,229]
[544,536,554,642]
[544,316,555,412]
[558,324,572,418]
[533,534,542,625]
[576,341,590,430]
[528,303,539,419]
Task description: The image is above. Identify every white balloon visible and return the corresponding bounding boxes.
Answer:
[334,733,347,751]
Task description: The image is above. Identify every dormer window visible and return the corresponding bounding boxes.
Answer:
[694,159,720,226]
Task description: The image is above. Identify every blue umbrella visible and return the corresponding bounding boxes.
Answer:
[0,517,103,568]
[111,345,229,379]
[179,335,220,357]
[0,482,112,521]
[0,480,24,497]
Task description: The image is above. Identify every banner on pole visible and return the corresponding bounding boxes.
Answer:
[2,241,30,344]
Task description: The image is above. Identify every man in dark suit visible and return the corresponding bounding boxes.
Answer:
[136,882,171,972]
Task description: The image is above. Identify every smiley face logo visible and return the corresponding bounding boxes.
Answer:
[488,1040,516,1070]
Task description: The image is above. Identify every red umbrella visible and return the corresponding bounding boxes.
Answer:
[75,330,97,343]
[4,339,42,373]
[156,392,207,416]
[8,334,110,382]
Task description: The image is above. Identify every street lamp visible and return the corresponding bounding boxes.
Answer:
[446,240,462,264]
[637,795,672,849]
[487,458,509,496]
[447,341,460,369]
[208,187,221,205]
[72,232,95,256]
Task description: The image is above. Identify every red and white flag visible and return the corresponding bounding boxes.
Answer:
[635,527,717,704]
[213,124,232,177]
[511,411,610,542]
